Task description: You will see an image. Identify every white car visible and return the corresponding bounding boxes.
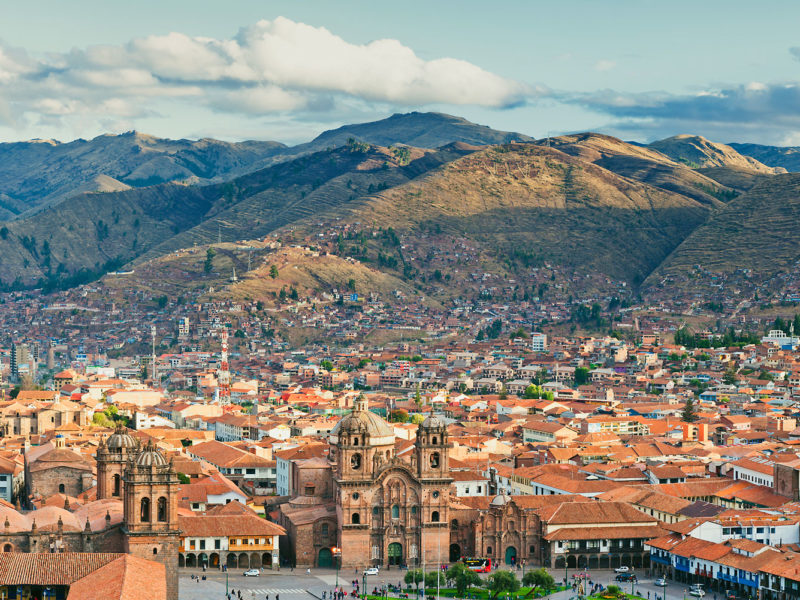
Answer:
[243,569,260,577]
[364,567,379,576]
[655,578,667,587]
[614,566,629,573]
[689,591,705,598]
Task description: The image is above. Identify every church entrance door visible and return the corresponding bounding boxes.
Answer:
[505,546,517,565]
[318,548,333,568]
[388,543,403,566]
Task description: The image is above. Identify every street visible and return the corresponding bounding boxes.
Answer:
[178,567,710,600]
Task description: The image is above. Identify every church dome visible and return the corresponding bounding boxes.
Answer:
[106,426,137,450]
[330,396,394,446]
[491,493,511,507]
[420,414,445,429]
[135,441,168,467]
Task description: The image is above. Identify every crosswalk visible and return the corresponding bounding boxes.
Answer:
[242,589,307,595]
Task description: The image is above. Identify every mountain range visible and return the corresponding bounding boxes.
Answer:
[1,111,799,302]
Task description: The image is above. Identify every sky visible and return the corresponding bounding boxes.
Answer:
[3,0,800,145]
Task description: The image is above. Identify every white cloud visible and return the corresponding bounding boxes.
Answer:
[594,60,616,72]
[0,17,528,137]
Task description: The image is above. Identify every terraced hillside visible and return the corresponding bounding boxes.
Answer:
[282,142,715,285]
[646,173,800,281]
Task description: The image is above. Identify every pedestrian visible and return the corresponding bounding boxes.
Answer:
[648,593,650,599]
[324,592,327,599]
[308,568,312,575]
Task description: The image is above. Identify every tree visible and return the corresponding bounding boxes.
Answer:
[723,369,737,385]
[389,409,409,423]
[486,570,520,599]
[425,571,443,590]
[499,384,507,400]
[269,264,279,279]
[446,563,482,596]
[681,397,698,423]
[405,569,424,592]
[522,568,555,595]
[574,367,590,386]
[320,359,334,372]
[204,248,216,273]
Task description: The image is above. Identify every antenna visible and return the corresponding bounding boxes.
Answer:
[218,329,231,404]
[150,325,157,385]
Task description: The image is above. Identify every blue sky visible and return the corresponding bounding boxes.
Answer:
[2,0,800,145]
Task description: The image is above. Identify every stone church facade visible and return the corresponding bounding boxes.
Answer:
[279,398,453,569]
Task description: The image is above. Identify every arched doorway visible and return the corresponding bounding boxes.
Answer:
[567,555,577,568]
[555,556,565,569]
[227,554,238,569]
[263,553,273,569]
[199,553,208,568]
[210,553,219,568]
[238,553,249,569]
[589,556,598,569]
[186,554,196,568]
[449,544,461,563]
[250,554,261,568]
[505,546,517,565]
[178,555,185,567]
[388,543,403,566]
[318,548,333,568]
[577,555,587,568]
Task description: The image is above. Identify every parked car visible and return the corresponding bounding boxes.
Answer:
[655,578,667,587]
[614,566,630,573]
[689,591,705,598]
[364,567,379,576]
[243,569,260,577]
[615,573,637,582]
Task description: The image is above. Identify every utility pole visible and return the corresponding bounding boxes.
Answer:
[150,325,157,385]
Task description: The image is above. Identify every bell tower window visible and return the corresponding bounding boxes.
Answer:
[430,452,440,468]
[140,497,151,522]
[351,453,362,470]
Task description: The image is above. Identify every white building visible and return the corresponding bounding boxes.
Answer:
[531,333,548,352]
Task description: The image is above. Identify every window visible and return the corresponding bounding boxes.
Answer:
[189,540,196,550]
[372,506,380,516]
[529,545,536,553]
[432,437,438,445]
[153,548,158,555]
[487,546,492,554]
[215,540,221,549]
[322,523,329,536]
[432,511,440,522]
[352,513,360,524]
[351,453,362,470]
[157,497,168,522]
[234,469,242,474]
[140,497,151,522]
[113,474,121,497]
[430,452,440,468]
[477,486,482,493]
[392,505,400,519]
[451,519,459,529]
[352,492,360,500]
[246,468,256,475]
[354,437,360,446]
[411,506,417,515]
[58,483,65,494]
[200,540,205,550]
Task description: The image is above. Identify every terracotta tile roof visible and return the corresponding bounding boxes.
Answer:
[545,524,664,541]
[538,501,656,525]
[66,554,166,600]
[0,552,122,586]
[179,514,286,537]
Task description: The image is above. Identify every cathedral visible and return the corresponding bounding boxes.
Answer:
[0,428,180,600]
[279,397,453,568]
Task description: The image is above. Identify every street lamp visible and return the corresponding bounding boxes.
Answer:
[659,579,667,600]
[333,547,343,590]
[363,573,368,599]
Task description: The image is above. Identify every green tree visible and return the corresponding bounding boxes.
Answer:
[425,571,443,590]
[682,397,698,422]
[522,568,555,595]
[389,409,409,423]
[269,264,279,279]
[445,563,482,596]
[204,248,216,273]
[405,569,424,592]
[486,570,520,599]
[320,359,334,372]
[723,369,737,385]
[574,367,590,386]
[498,384,507,400]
